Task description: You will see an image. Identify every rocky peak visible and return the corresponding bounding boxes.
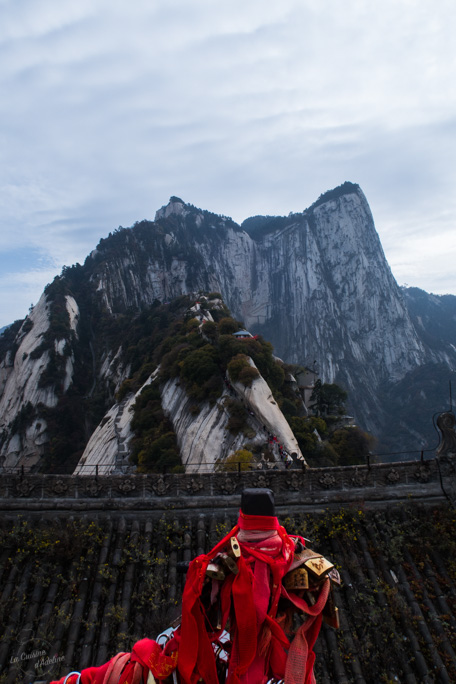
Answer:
[1,182,455,464]
[155,196,188,221]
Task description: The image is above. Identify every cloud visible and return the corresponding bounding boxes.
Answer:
[1,0,456,325]
[0,265,58,325]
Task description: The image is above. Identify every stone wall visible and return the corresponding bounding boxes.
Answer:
[1,456,455,511]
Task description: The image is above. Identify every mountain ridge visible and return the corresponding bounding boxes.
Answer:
[1,183,455,468]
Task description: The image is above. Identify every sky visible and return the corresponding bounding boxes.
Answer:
[1,0,456,327]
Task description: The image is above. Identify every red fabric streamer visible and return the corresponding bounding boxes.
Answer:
[177,524,241,684]
[52,522,329,684]
[51,661,111,684]
[132,638,178,680]
[226,557,257,683]
[50,638,180,684]
[283,580,331,684]
[226,527,295,683]
[237,511,280,530]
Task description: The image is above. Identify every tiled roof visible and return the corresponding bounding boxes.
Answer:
[0,503,455,683]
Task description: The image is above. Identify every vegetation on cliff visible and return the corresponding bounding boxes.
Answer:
[124,297,373,472]
[1,276,372,472]
[127,298,290,472]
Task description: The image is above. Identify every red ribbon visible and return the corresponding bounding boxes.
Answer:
[178,524,241,683]
[132,639,178,680]
[238,511,280,530]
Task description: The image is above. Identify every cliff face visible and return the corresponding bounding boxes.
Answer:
[89,190,428,383]
[85,187,436,442]
[1,183,454,466]
[0,293,79,467]
[74,297,303,475]
[403,287,456,354]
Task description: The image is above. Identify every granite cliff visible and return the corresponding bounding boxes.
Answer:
[0,182,454,469]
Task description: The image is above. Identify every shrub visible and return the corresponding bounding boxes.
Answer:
[160,343,192,380]
[216,448,254,471]
[227,354,251,382]
[186,317,200,331]
[267,362,285,391]
[202,320,217,342]
[315,442,339,467]
[138,362,156,385]
[310,380,347,416]
[116,378,135,401]
[225,398,248,434]
[188,375,223,404]
[289,416,330,463]
[181,347,218,385]
[137,432,180,472]
[217,335,244,365]
[280,397,299,420]
[329,426,375,466]
[218,317,239,335]
[238,365,260,387]
[130,382,181,472]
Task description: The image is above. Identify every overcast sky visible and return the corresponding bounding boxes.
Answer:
[1,0,456,327]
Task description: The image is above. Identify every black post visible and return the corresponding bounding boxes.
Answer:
[95,464,98,478]
[367,451,371,469]
[21,464,24,479]
[420,450,424,463]
[238,461,241,475]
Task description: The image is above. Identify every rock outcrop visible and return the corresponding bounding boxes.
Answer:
[0,293,79,467]
[81,186,440,446]
[1,182,455,467]
[76,353,304,475]
[229,360,302,461]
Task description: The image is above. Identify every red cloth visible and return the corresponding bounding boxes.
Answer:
[284,580,331,684]
[133,638,178,680]
[230,533,286,683]
[50,661,111,684]
[52,521,329,684]
[237,511,280,531]
[178,522,297,684]
[177,523,250,684]
[50,638,179,684]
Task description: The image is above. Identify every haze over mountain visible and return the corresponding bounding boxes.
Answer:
[1,182,455,470]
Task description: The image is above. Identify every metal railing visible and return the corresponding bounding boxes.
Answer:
[0,448,437,477]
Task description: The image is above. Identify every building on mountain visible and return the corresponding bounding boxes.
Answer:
[232,329,258,340]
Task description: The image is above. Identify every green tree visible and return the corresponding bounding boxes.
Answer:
[218,317,239,335]
[216,449,254,471]
[280,398,299,420]
[310,380,347,416]
[181,347,218,384]
[137,432,180,472]
[202,320,217,342]
[289,416,337,465]
[186,317,200,332]
[225,398,248,434]
[227,354,251,382]
[290,416,325,448]
[329,426,375,466]
[238,365,260,387]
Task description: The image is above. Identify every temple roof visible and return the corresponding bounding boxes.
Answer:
[1,502,455,682]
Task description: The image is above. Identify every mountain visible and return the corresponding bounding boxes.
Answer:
[0,183,455,469]
[403,287,456,352]
[0,291,308,472]
[74,297,305,475]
